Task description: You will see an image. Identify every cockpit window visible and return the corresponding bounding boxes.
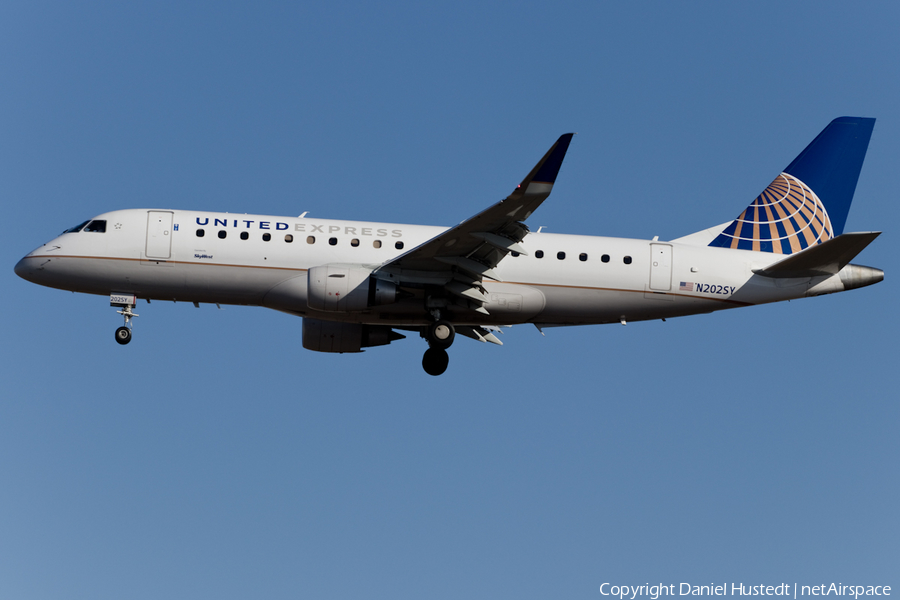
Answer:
[83,220,107,233]
[63,220,90,234]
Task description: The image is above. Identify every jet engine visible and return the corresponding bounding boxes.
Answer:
[301,318,404,353]
[307,264,398,312]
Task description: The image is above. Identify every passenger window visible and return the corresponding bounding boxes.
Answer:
[351,238,360,247]
[196,229,205,237]
[601,254,610,263]
[624,256,632,264]
[307,236,315,244]
[84,220,107,233]
[240,231,249,240]
[579,253,588,262]
[285,234,293,243]
[395,241,404,250]
[263,233,271,242]
[63,220,90,234]
[373,240,382,248]
[329,237,338,246]
[535,250,544,258]
[218,230,227,239]
[557,251,566,260]
[510,251,520,257]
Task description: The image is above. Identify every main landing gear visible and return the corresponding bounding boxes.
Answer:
[422,318,455,376]
[112,296,139,345]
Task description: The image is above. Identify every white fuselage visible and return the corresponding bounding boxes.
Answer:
[15,208,849,327]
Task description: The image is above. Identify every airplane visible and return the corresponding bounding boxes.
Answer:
[15,117,883,376]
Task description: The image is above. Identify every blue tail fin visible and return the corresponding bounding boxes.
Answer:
[709,117,875,254]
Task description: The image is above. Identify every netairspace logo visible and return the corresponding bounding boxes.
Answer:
[599,584,891,600]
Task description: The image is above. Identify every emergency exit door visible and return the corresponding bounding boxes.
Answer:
[146,211,174,259]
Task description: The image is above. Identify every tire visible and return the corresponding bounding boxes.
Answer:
[422,347,449,376]
[115,326,132,345]
[426,320,455,349]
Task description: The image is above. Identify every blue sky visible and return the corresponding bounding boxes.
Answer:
[2,2,897,598]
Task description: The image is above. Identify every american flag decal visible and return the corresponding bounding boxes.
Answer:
[679,282,694,291]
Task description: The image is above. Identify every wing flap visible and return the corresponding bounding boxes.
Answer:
[435,256,502,281]
[471,231,529,255]
[456,326,504,345]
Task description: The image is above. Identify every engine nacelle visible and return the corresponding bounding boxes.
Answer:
[302,318,404,353]
[307,264,398,312]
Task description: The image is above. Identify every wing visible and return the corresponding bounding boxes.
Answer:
[374,133,574,313]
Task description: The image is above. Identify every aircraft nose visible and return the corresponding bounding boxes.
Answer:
[14,256,35,282]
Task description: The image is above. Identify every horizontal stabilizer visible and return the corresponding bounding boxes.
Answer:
[753,231,880,278]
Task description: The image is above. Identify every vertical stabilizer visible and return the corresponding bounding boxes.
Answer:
[708,117,875,254]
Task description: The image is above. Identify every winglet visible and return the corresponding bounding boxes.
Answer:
[509,133,574,199]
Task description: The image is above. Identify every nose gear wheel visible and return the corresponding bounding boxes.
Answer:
[115,326,132,345]
[114,302,138,345]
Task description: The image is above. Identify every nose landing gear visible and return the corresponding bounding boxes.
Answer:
[422,318,455,376]
[115,326,132,345]
[111,294,139,345]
